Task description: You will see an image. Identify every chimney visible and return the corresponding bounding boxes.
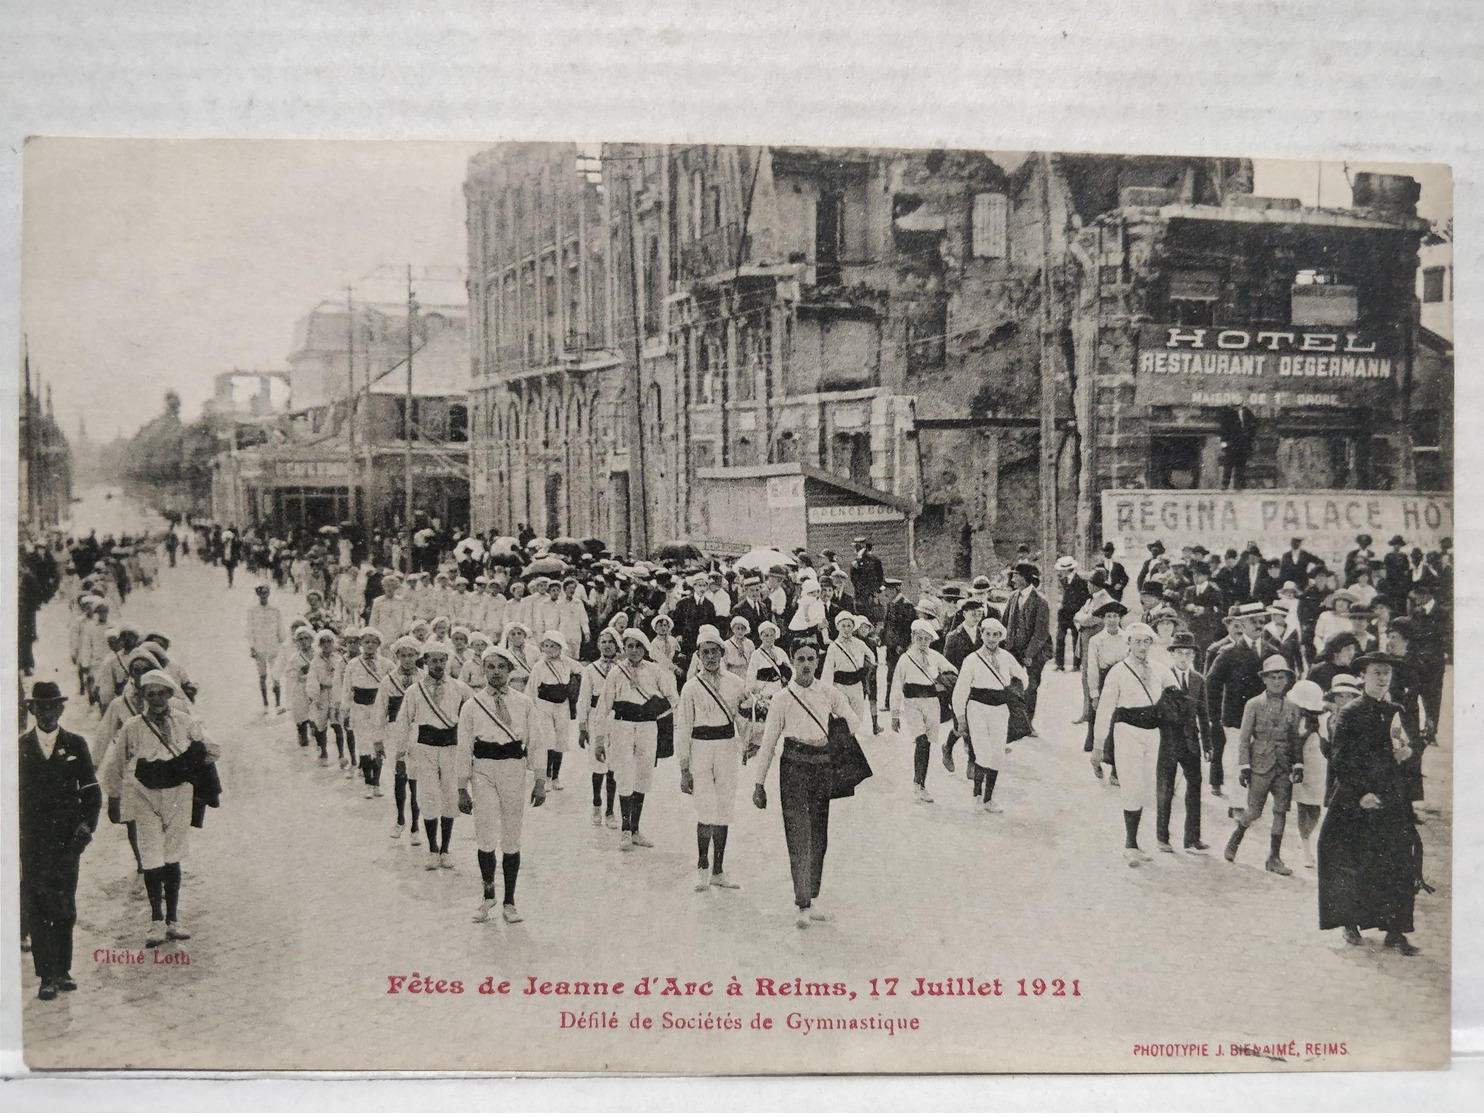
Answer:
[1350,172,1420,218]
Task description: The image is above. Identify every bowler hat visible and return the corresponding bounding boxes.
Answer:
[1388,535,1406,546]
[26,681,67,705]
[1168,631,1199,651]
[1352,650,1399,672]
[939,586,964,601]
[1014,562,1040,584]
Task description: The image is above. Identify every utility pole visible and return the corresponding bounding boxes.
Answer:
[620,153,652,557]
[1038,153,1059,575]
[22,337,35,526]
[346,285,357,527]
[404,265,416,575]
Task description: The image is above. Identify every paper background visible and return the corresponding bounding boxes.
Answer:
[1,0,1480,1106]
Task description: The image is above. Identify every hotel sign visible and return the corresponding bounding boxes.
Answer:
[1135,324,1399,408]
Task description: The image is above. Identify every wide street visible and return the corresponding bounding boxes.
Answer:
[20,526,1452,1074]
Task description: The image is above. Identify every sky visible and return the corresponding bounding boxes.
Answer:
[20,142,1451,441]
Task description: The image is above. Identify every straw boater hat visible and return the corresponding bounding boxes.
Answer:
[1327,673,1362,698]
[1054,556,1077,572]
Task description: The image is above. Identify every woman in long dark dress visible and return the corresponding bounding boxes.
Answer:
[1317,652,1422,955]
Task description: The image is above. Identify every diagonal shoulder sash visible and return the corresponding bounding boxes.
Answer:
[785,687,830,737]
[694,674,736,730]
[416,682,458,729]
[470,693,518,742]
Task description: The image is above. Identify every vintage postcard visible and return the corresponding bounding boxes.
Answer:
[14,136,1452,1075]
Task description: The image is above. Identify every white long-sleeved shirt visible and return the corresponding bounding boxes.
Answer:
[1093,656,1176,751]
[592,660,680,744]
[371,667,422,748]
[456,686,537,784]
[888,646,954,713]
[577,658,619,735]
[951,646,1028,722]
[100,708,219,800]
[246,604,285,657]
[526,654,579,708]
[395,674,470,760]
[340,654,395,736]
[752,679,863,783]
[821,636,873,690]
[676,668,745,768]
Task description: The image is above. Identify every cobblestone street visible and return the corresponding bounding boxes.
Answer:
[20,557,1452,1074]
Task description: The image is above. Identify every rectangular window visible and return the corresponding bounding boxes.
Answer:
[972,192,1008,259]
[1291,282,1358,327]
[1422,266,1447,303]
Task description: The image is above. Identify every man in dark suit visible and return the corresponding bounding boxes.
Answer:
[1343,534,1376,587]
[1136,540,1166,596]
[880,578,915,694]
[1096,542,1130,602]
[1381,535,1414,614]
[1407,578,1449,741]
[1204,604,1268,799]
[939,598,985,771]
[1156,632,1213,852]
[1003,562,1052,726]
[1233,546,1276,607]
[731,575,774,650]
[1278,537,1320,590]
[19,681,102,1001]
[1180,561,1227,670]
[850,537,885,614]
[1053,557,1091,671]
[669,573,718,660]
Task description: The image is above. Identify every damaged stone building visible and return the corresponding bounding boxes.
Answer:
[464,143,1439,574]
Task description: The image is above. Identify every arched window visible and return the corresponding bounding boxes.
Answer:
[509,404,521,441]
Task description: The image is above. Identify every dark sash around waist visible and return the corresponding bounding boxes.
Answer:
[385,695,405,722]
[968,686,1010,707]
[902,682,936,699]
[691,723,735,741]
[755,665,782,682]
[134,753,193,790]
[352,686,378,706]
[473,739,525,761]
[782,736,831,764]
[537,682,569,704]
[1113,704,1161,730]
[611,700,656,723]
[832,667,866,687]
[417,724,458,747]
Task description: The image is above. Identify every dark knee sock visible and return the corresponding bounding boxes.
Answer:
[331,724,345,758]
[273,681,281,706]
[163,862,181,923]
[423,818,439,852]
[1123,809,1142,848]
[631,791,645,831]
[297,721,310,748]
[982,767,999,801]
[394,770,407,823]
[696,823,711,869]
[315,727,327,756]
[619,794,633,832]
[126,821,143,871]
[346,730,357,764]
[605,772,617,812]
[1269,832,1284,860]
[712,825,728,874]
[547,751,563,780]
[440,816,454,852]
[409,781,420,829]
[914,735,930,786]
[592,772,604,807]
[477,849,497,894]
[502,852,520,905]
[144,867,166,921]
[258,677,269,706]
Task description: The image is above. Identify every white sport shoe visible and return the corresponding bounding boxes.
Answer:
[807,907,830,922]
[982,800,1003,814]
[373,787,384,798]
[502,904,524,924]
[619,832,634,852]
[913,784,934,804]
[365,789,376,800]
[710,872,740,890]
[339,757,349,770]
[166,921,191,941]
[439,852,454,870]
[591,806,602,827]
[550,779,563,791]
[425,851,440,871]
[345,767,355,779]
[145,921,168,948]
[604,813,618,829]
[795,910,811,929]
[630,832,654,848]
[695,868,711,892]
[389,823,404,840]
[318,755,330,767]
[410,829,422,847]
[473,898,496,924]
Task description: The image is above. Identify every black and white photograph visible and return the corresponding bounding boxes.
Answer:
[12,135,1454,1074]
[4,4,1479,1098]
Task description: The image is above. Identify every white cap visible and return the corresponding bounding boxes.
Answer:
[694,625,725,650]
[539,630,569,655]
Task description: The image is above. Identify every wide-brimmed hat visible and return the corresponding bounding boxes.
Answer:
[1054,556,1077,572]
[1092,600,1129,618]
[1327,673,1362,698]
[1352,650,1399,672]
[1388,534,1406,546]
[1013,562,1041,585]
[1168,631,1199,651]
[1226,602,1269,622]
[1287,679,1326,712]
[26,681,68,706]
[1259,655,1294,676]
